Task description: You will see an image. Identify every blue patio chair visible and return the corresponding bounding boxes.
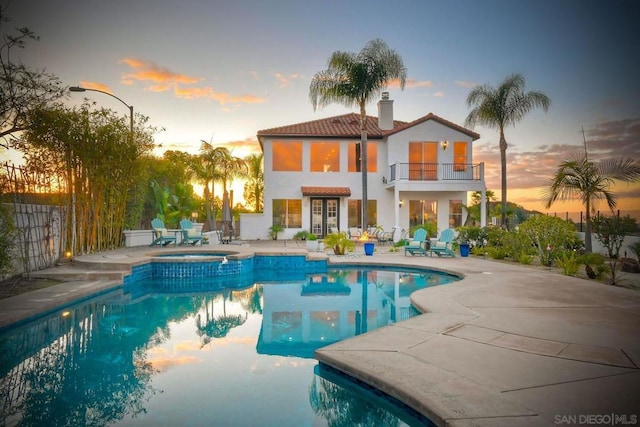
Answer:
[428,228,456,257]
[150,218,177,247]
[404,228,428,256]
[179,219,203,245]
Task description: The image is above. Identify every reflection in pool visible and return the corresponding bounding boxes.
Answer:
[0,266,452,426]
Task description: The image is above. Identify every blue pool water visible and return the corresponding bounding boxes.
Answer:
[1,262,455,426]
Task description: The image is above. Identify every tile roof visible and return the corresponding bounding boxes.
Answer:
[257,113,406,139]
[257,112,480,140]
[301,186,352,197]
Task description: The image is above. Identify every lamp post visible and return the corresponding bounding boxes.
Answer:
[69,86,134,143]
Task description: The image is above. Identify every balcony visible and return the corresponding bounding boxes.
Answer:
[389,162,484,182]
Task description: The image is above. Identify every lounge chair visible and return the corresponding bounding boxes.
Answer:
[428,228,456,257]
[404,228,428,256]
[150,218,177,247]
[179,219,203,245]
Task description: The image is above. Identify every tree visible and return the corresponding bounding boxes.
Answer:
[591,214,637,259]
[310,39,407,229]
[243,153,264,212]
[0,3,64,148]
[196,141,226,231]
[15,102,155,253]
[544,154,640,252]
[465,74,550,229]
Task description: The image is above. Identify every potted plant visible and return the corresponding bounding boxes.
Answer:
[269,224,284,240]
[455,226,480,257]
[323,231,355,255]
[305,233,319,251]
[293,230,310,241]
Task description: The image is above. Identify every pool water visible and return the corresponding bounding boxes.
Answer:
[1,266,452,426]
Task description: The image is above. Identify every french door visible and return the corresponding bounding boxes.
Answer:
[310,198,339,237]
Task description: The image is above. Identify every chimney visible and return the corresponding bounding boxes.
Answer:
[377,92,394,130]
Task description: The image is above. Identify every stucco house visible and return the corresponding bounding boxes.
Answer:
[240,92,487,241]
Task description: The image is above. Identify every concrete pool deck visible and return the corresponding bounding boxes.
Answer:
[1,241,639,426]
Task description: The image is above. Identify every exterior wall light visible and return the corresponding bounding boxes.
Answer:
[441,140,449,150]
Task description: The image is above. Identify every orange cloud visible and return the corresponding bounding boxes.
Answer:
[120,58,200,87]
[121,57,265,105]
[78,81,113,93]
[274,72,303,88]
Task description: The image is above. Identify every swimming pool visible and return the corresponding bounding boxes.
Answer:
[1,262,453,425]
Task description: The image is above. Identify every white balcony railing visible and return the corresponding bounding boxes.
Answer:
[389,162,483,182]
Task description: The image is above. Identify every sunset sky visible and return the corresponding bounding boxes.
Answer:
[4,0,639,217]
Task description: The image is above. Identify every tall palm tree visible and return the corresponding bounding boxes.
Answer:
[243,153,264,212]
[465,73,550,229]
[543,154,640,252]
[310,39,407,229]
[197,141,226,231]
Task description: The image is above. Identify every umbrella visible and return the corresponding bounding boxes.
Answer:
[221,191,233,242]
[222,191,232,223]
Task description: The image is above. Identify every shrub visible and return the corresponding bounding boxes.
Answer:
[484,226,507,247]
[455,226,482,247]
[323,231,355,255]
[269,224,284,240]
[502,230,532,261]
[592,214,637,258]
[519,215,581,266]
[293,230,311,241]
[578,252,607,279]
[555,251,581,276]
[486,246,508,260]
[411,221,437,238]
[518,253,534,265]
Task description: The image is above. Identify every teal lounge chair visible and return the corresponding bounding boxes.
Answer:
[150,218,177,247]
[404,228,428,256]
[429,228,456,257]
[180,219,203,245]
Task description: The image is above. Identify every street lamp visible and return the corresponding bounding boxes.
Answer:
[69,86,134,143]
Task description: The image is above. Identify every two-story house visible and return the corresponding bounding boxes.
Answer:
[240,92,487,241]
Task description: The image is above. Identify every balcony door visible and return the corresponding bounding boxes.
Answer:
[311,198,339,237]
[409,142,437,180]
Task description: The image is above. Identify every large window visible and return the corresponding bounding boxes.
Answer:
[310,142,340,172]
[348,199,377,228]
[348,142,377,172]
[272,141,302,171]
[408,142,437,180]
[272,199,302,228]
[454,141,467,171]
[409,199,437,228]
[449,200,463,228]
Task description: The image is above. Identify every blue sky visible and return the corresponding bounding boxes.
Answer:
[4,0,639,214]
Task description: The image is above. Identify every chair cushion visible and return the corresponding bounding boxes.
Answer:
[434,242,446,249]
[187,229,200,237]
[154,227,168,237]
[407,241,422,247]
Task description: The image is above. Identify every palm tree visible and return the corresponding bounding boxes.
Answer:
[310,39,407,229]
[465,73,550,229]
[197,141,226,231]
[543,154,640,252]
[243,153,264,212]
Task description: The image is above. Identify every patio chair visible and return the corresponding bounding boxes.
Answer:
[404,228,428,256]
[179,219,203,245]
[150,218,177,247]
[428,228,456,257]
[376,227,395,245]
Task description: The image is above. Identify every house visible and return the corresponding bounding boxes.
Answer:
[240,92,487,241]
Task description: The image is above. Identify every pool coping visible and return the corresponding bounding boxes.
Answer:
[2,242,640,426]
